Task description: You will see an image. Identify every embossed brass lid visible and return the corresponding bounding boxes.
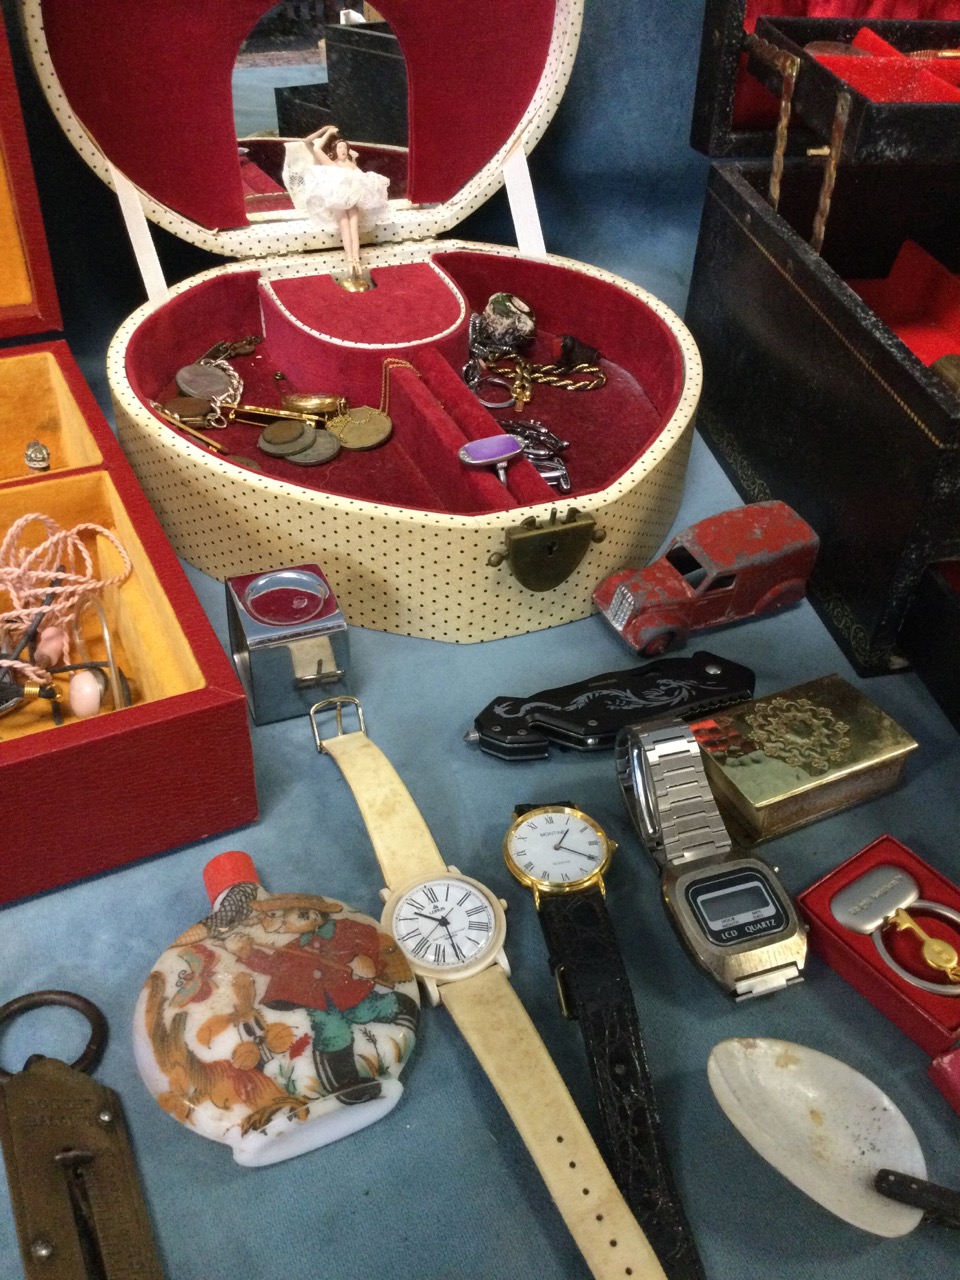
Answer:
[689,674,918,842]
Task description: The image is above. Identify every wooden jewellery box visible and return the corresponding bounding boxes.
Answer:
[19,0,702,644]
[0,13,256,904]
[686,1,960,675]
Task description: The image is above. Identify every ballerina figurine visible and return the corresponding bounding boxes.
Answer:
[282,124,391,278]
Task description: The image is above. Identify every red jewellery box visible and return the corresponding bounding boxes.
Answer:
[686,1,960,677]
[0,13,256,904]
[798,834,960,1057]
[16,0,701,644]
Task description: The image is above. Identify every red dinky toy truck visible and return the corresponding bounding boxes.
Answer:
[593,501,819,655]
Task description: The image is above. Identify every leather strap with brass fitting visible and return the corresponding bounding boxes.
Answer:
[0,991,163,1280]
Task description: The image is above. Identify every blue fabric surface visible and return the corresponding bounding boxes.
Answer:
[3,2,960,1278]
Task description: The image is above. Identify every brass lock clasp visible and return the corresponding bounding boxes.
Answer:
[488,508,606,591]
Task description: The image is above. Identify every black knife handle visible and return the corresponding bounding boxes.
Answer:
[470,651,755,760]
[875,1168,960,1228]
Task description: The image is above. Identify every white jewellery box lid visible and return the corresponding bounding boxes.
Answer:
[21,0,581,263]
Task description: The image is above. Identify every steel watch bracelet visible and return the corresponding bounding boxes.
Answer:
[616,720,732,869]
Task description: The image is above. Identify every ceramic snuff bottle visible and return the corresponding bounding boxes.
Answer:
[133,850,420,1166]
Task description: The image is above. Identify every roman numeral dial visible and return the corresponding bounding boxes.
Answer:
[388,874,502,973]
[504,806,614,893]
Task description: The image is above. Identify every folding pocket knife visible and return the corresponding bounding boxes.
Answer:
[465,651,755,761]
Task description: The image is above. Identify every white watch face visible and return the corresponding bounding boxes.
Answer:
[504,807,611,890]
[388,875,500,973]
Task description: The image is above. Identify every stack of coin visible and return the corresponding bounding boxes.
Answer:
[257,417,341,466]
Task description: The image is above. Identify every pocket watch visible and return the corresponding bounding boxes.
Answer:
[504,803,705,1280]
[310,698,668,1280]
[616,719,807,1001]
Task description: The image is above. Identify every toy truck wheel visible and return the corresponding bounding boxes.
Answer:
[640,628,681,657]
[756,579,805,615]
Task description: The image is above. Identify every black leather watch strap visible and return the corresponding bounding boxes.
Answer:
[536,885,705,1280]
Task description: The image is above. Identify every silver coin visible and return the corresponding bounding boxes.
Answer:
[176,362,234,399]
[286,430,342,466]
[257,422,317,457]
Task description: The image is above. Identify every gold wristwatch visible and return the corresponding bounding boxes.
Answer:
[311,697,667,1280]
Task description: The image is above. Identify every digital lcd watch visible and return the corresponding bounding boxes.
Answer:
[615,719,807,1000]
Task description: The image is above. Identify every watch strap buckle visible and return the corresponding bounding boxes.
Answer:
[553,964,577,1021]
[310,695,366,752]
[734,963,803,1001]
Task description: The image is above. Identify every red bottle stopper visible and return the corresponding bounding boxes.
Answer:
[203,850,259,906]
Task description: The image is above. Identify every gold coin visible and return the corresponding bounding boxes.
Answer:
[282,392,346,416]
[327,406,392,450]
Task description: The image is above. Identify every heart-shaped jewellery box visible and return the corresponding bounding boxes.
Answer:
[22,0,701,642]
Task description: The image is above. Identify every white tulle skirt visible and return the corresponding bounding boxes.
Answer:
[282,142,391,231]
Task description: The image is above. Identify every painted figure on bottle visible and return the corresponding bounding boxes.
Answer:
[134,858,420,1167]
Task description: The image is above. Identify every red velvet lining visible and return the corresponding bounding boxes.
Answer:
[813,51,960,98]
[375,0,555,203]
[267,265,465,351]
[124,253,684,516]
[40,0,553,230]
[805,26,960,98]
[745,1,960,28]
[240,155,290,218]
[258,270,468,411]
[846,240,960,366]
[733,2,960,129]
[853,24,960,84]
[434,253,684,420]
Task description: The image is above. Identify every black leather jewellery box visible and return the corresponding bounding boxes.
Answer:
[686,0,960,680]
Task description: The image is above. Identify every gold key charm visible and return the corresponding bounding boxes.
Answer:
[891,908,960,983]
[0,991,164,1280]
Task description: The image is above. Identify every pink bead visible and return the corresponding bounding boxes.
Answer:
[69,670,104,718]
[34,626,68,670]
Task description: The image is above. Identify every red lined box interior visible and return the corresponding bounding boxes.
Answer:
[798,834,960,1056]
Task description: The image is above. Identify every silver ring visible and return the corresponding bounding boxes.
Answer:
[474,376,516,409]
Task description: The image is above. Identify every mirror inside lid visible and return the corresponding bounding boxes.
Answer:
[22,0,580,259]
[692,0,960,159]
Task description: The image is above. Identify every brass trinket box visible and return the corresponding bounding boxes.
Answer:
[689,675,918,842]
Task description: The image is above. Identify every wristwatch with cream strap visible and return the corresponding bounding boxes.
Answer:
[311,697,667,1280]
